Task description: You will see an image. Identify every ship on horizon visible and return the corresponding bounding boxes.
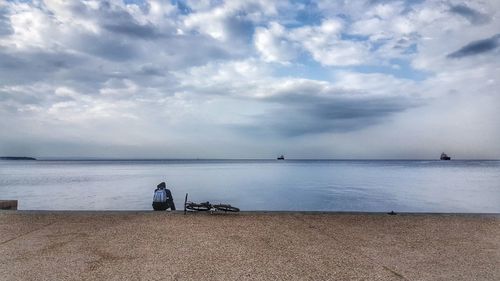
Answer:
[440,152,451,160]
[277,155,285,160]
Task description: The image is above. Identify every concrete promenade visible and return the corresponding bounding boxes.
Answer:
[1,211,499,280]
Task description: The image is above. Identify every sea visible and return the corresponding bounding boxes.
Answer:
[0,159,499,212]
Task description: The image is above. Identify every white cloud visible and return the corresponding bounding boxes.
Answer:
[254,22,298,63]
[182,0,283,42]
[254,18,371,66]
[307,40,370,66]
[334,72,419,97]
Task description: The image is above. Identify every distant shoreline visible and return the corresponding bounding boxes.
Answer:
[0,156,36,160]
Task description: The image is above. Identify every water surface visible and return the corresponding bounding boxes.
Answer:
[0,160,499,212]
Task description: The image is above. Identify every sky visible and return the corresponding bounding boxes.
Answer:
[0,0,499,159]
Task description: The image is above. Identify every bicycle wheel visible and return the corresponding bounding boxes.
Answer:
[213,204,240,212]
[185,202,211,211]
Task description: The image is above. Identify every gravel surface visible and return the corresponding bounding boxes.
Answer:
[0,211,499,281]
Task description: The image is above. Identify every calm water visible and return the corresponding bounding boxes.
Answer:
[0,160,499,212]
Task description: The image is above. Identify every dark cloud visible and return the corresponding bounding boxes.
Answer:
[271,99,413,136]
[103,21,159,39]
[241,88,417,137]
[0,8,13,36]
[138,64,165,76]
[0,50,85,85]
[307,97,409,120]
[223,15,254,44]
[153,34,237,67]
[79,35,140,61]
[46,1,165,40]
[99,4,161,39]
[449,4,490,25]
[447,34,500,58]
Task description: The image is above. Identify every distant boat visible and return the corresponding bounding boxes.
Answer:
[440,153,451,160]
[277,155,285,160]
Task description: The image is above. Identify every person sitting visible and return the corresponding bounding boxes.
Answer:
[152,182,176,211]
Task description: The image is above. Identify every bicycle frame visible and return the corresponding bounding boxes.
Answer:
[184,193,239,213]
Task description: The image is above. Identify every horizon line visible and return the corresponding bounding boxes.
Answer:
[3,157,499,161]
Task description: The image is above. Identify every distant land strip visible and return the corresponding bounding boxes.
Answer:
[0,156,37,160]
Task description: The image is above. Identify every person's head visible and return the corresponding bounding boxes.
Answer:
[157,182,166,189]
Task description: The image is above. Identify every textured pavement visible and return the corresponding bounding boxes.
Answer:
[0,211,499,280]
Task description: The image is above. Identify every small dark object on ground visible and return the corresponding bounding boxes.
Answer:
[388,211,397,215]
[0,200,18,210]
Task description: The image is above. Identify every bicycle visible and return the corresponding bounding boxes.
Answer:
[183,193,240,213]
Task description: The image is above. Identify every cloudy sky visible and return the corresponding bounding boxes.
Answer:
[0,0,499,159]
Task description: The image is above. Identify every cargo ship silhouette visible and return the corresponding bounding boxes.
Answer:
[440,153,451,160]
